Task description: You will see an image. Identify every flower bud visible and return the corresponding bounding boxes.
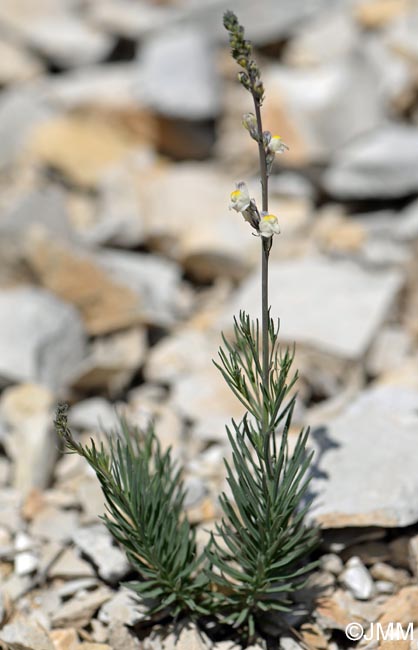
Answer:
[242,113,258,140]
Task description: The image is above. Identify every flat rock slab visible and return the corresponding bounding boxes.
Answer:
[323,124,418,198]
[222,255,403,360]
[309,386,418,528]
[0,287,86,390]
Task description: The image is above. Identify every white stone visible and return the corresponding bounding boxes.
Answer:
[340,557,375,600]
[0,287,86,390]
[72,524,130,582]
[0,384,57,494]
[137,26,219,120]
[324,124,418,198]
[221,256,403,360]
[0,86,53,171]
[99,589,143,626]
[25,15,113,68]
[264,48,384,162]
[0,618,54,650]
[69,397,122,432]
[88,0,172,40]
[96,249,183,327]
[309,386,418,528]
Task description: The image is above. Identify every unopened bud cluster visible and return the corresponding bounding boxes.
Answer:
[223,10,264,103]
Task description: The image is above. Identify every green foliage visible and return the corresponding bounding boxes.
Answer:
[54,10,319,644]
[54,405,209,618]
[207,313,319,637]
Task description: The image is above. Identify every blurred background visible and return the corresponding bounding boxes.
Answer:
[0,0,418,646]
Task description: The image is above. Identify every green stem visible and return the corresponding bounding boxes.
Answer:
[253,99,270,424]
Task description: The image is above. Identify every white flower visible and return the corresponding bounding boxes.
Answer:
[229,182,251,212]
[259,213,280,238]
[268,135,288,154]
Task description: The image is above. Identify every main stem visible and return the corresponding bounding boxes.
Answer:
[253,100,270,421]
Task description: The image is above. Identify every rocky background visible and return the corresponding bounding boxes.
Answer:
[0,0,418,648]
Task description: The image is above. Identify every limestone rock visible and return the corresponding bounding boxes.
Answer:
[50,628,79,650]
[51,587,111,629]
[25,235,143,335]
[69,398,121,433]
[309,386,418,527]
[0,86,53,171]
[323,124,418,198]
[49,547,95,579]
[0,618,54,650]
[28,114,137,187]
[95,249,183,327]
[70,328,147,394]
[6,8,114,68]
[263,50,384,164]
[88,0,171,40]
[340,557,375,600]
[137,26,219,120]
[98,589,143,626]
[0,383,57,493]
[0,287,86,389]
[0,39,43,84]
[72,524,130,583]
[221,256,403,360]
[29,506,79,543]
[137,163,256,281]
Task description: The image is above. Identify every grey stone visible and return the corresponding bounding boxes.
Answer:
[396,198,418,242]
[309,386,418,528]
[108,621,142,650]
[88,0,173,40]
[29,507,79,544]
[14,532,38,576]
[86,165,144,247]
[71,327,147,395]
[340,557,375,600]
[0,186,73,240]
[375,580,395,594]
[0,618,54,650]
[99,589,143,626]
[0,86,52,171]
[319,553,344,576]
[172,0,345,46]
[384,9,418,64]
[222,256,403,360]
[137,26,219,120]
[0,384,58,494]
[45,62,138,110]
[24,15,114,68]
[183,476,208,508]
[96,249,183,327]
[284,8,360,66]
[51,586,111,628]
[264,48,384,161]
[0,287,86,390]
[366,325,411,377]
[49,546,95,579]
[0,39,43,84]
[72,524,130,582]
[323,124,418,198]
[69,397,121,432]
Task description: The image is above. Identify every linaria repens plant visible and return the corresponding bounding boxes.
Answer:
[55,11,318,647]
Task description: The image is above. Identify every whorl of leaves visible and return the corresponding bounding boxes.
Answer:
[208,312,319,637]
[54,405,209,618]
